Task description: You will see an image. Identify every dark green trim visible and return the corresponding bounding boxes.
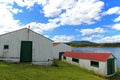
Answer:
[90,61,99,68]
[59,52,64,60]
[72,58,79,63]
[20,41,32,62]
[107,58,115,75]
[63,56,66,60]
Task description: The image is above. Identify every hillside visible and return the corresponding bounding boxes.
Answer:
[65,41,120,47]
[70,41,95,44]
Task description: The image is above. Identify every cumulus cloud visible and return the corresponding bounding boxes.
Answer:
[104,7,120,23]
[0,0,47,34]
[14,0,47,9]
[82,37,93,41]
[0,0,104,35]
[114,16,120,22]
[96,35,120,43]
[52,35,74,42]
[80,27,105,36]
[104,7,120,15]
[39,0,104,25]
[0,3,23,34]
[111,23,120,30]
[59,0,104,25]
[82,34,103,41]
[43,4,61,17]
[25,21,60,33]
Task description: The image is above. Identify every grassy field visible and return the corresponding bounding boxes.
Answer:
[0,60,119,80]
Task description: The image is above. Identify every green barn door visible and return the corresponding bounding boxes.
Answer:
[20,41,32,62]
[107,58,115,75]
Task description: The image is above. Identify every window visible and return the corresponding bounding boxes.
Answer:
[4,45,9,49]
[72,58,79,63]
[63,56,66,60]
[91,61,99,68]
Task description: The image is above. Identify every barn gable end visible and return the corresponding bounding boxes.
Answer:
[0,28,53,65]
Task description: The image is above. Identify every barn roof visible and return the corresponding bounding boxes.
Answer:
[53,43,71,47]
[53,43,60,46]
[63,51,113,62]
[0,28,53,42]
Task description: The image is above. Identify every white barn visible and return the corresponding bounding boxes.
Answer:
[62,51,117,77]
[52,43,71,59]
[0,28,53,65]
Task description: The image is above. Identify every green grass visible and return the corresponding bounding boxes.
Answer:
[0,60,119,80]
[107,68,120,80]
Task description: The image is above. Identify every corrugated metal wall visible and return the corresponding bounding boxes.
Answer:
[0,29,28,62]
[53,44,72,59]
[62,56,108,77]
[0,28,53,65]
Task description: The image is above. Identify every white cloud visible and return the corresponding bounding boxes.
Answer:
[80,27,105,36]
[111,23,120,30]
[114,16,120,22]
[42,0,76,17]
[44,35,50,38]
[14,0,39,9]
[0,3,23,34]
[0,0,14,4]
[0,0,59,34]
[52,35,74,42]
[0,0,104,35]
[59,0,104,25]
[82,37,93,41]
[39,0,104,25]
[43,4,61,17]
[0,0,47,10]
[104,7,120,15]
[96,35,120,43]
[25,21,60,33]
[82,34,103,41]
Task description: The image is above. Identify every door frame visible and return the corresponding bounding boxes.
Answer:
[20,41,32,62]
[107,58,115,75]
[59,52,64,60]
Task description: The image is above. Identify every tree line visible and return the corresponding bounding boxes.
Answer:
[65,42,120,47]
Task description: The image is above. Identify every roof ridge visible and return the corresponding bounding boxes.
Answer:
[63,51,113,62]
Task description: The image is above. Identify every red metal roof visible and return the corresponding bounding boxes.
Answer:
[63,51,112,62]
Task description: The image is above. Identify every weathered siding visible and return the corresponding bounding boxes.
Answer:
[0,28,53,65]
[29,30,53,65]
[62,56,115,77]
[0,29,28,62]
[53,44,71,59]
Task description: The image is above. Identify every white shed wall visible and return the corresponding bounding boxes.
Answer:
[53,44,71,59]
[0,29,28,62]
[62,56,108,77]
[0,28,53,65]
[28,30,53,65]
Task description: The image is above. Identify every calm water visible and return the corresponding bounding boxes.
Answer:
[72,47,120,67]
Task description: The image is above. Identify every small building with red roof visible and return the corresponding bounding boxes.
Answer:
[62,51,117,77]
[52,43,71,59]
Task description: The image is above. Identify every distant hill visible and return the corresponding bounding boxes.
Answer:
[69,41,95,44]
[65,41,120,47]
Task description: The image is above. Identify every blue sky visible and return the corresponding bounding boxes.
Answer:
[0,0,120,43]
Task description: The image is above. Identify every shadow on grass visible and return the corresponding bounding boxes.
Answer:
[52,59,59,67]
[106,72,120,80]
